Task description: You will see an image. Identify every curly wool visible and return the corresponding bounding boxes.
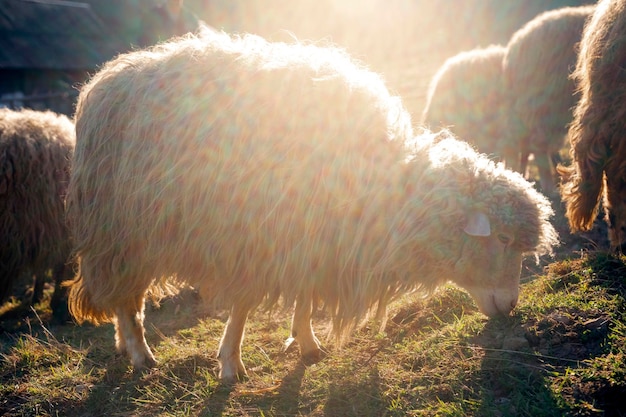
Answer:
[0,108,75,304]
[421,45,510,162]
[560,0,626,241]
[404,130,557,261]
[504,5,595,177]
[67,30,557,341]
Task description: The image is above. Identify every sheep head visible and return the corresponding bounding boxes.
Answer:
[406,136,558,318]
[454,211,523,317]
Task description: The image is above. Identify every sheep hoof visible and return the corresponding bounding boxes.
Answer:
[284,336,296,352]
[218,358,248,383]
[144,355,158,369]
[301,347,326,365]
[219,368,248,384]
[221,373,248,385]
[51,305,71,324]
[130,353,157,373]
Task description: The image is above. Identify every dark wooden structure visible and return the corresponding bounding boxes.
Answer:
[0,0,200,115]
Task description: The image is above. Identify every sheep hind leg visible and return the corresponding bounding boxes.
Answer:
[31,273,45,306]
[50,262,72,323]
[217,303,250,382]
[535,152,555,195]
[520,149,531,178]
[114,298,156,370]
[291,294,324,364]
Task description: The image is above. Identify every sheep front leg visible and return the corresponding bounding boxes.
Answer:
[291,295,323,363]
[519,145,531,176]
[50,262,71,323]
[535,152,556,195]
[217,304,250,382]
[532,130,556,195]
[32,273,45,306]
[114,300,156,370]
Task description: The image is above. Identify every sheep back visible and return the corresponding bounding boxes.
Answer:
[421,45,510,160]
[504,5,594,152]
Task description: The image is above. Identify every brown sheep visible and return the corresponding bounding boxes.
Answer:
[421,45,512,164]
[560,0,626,249]
[503,5,595,194]
[67,30,557,381]
[0,107,75,321]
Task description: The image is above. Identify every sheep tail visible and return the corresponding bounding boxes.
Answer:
[67,273,113,325]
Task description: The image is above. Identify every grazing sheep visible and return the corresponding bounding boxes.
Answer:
[0,108,75,321]
[560,0,626,249]
[421,45,512,164]
[503,5,595,194]
[67,30,558,381]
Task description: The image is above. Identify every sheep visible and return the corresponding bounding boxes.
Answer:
[560,0,626,250]
[421,45,513,164]
[503,5,595,194]
[66,29,558,381]
[0,108,75,322]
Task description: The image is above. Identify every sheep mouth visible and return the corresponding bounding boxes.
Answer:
[491,293,517,317]
[473,291,517,318]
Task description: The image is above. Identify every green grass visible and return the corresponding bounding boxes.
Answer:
[2,251,626,416]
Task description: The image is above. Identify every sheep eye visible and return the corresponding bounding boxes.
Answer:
[498,234,511,245]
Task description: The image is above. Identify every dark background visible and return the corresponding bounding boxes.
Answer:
[0,0,595,117]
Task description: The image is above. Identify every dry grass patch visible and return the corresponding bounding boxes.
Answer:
[2,252,626,416]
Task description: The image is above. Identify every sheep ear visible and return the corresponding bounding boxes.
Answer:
[464,211,491,237]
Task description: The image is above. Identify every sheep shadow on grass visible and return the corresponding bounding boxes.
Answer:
[474,253,626,416]
[472,317,563,416]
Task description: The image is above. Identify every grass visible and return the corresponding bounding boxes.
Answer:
[2,250,626,416]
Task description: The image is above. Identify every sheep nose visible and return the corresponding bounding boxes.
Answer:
[493,296,517,316]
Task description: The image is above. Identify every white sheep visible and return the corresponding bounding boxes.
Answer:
[67,30,558,381]
[421,45,512,164]
[504,5,595,194]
